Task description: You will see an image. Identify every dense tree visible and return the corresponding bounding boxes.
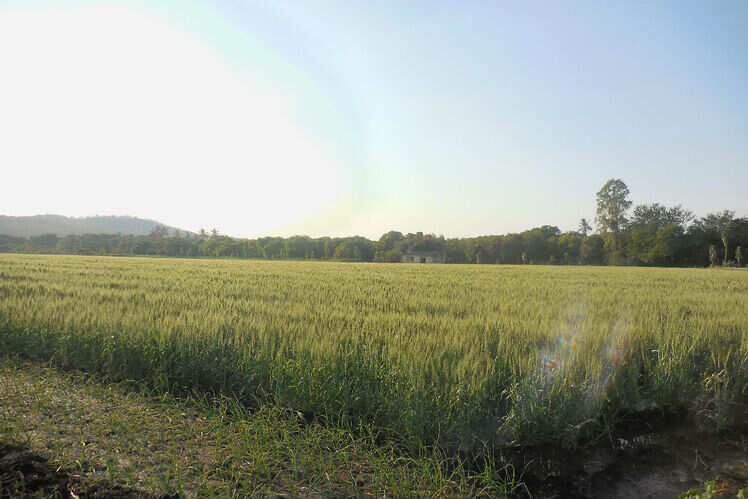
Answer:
[332,237,374,261]
[2,180,745,268]
[558,232,583,264]
[581,234,605,265]
[627,203,692,266]
[284,236,312,259]
[259,237,284,259]
[595,179,632,263]
[688,211,736,265]
[377,231,404,252]
[2,218,745,268]
[631,203,693,228]
[502,234,523,264]
[374,233,404,260]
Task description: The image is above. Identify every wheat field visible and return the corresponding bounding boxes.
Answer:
[1,254,746,452]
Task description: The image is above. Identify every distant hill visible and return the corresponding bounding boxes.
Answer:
[0,215,186,237]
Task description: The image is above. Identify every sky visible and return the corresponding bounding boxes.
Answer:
[1,1,747,239]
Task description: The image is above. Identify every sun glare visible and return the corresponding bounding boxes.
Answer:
[0,4,348,235]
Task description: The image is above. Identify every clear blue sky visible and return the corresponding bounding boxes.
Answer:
[2,0,746,238]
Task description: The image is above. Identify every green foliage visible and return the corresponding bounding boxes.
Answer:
[595,178,632,257]
[581,234,605,265]
[631,203,693,227]
[679,480,719,499]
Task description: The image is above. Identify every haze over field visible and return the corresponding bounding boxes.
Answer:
[2,1,747,238]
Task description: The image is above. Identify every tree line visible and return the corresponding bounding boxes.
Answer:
[1,179,745,267]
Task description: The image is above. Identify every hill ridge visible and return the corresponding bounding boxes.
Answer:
[0,214,186,237]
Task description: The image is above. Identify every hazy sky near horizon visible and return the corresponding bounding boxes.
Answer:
[2,1,747,238]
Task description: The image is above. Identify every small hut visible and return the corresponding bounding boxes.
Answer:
[400,250,446,264]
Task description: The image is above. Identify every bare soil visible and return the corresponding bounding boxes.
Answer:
[525,429,747,498]
[0,443,178,499]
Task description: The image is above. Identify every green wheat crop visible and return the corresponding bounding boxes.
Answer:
[1,254,746,453]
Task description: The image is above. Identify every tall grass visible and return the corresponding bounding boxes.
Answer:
[1,254,746,453]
